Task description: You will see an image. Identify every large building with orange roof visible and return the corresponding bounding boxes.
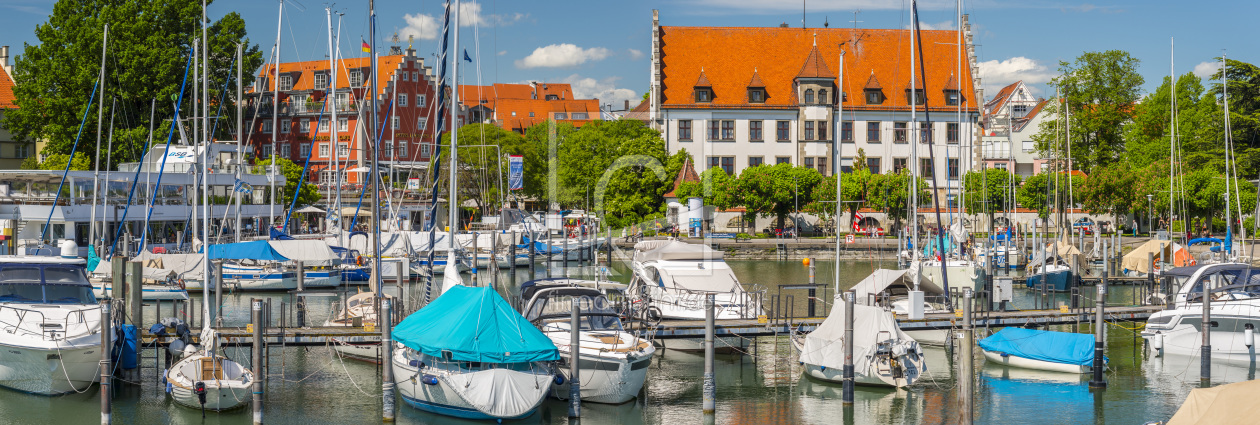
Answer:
[0,45,31,169]
[980,80,1054,177]
[647,11,984,206]
[245,45,453,187]
[460,82,602,134]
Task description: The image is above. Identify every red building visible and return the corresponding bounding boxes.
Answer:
[247,47,454,186]
[459,83,602,134]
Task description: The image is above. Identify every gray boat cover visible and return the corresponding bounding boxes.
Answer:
[798,299,919,373]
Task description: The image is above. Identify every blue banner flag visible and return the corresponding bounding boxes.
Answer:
[234,179,254,194]
[508,155,524,191]
[463,49,472,63]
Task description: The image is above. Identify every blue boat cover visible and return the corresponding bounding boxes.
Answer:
[207,240,290,262]
[978,327,1103,366]
[86,246,101,274]
[519,236,564,254]
[1188,237,1222,246]
[392,285,559,363]
[269,228,296,240]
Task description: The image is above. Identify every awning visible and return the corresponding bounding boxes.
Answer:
[268,240,338,265]
[1122,239,1192,274]
[294,206,326,214]
[207,240,289,262]
[392,285,559,363]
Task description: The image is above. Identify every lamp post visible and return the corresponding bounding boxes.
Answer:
[1147,194,1153,237]
[794,175,800,242]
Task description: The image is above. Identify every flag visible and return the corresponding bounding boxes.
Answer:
[361,40,370,53]
[234,179,254,194]
[463,49,472,63]
[853,212,864,230]
[507,155,524,190]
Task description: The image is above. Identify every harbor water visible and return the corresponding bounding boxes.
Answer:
[0,259,1243,424]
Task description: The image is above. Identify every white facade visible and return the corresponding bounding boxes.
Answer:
[981,81,1051,178]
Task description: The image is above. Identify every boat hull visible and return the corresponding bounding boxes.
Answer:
[0,342,101,395]
[165,354,254,411]
[658,336,751,353]
[982,349,1090,374]
[1025,270,1075,292]
[392,350,549,420]
[550,350,653,404]
[330,336,382,363]
[93,283,190,301]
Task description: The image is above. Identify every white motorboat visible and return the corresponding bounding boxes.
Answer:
[325,291,389,362]
[392,285,558,420]
[626,239,763,352]
[521,279,655,404]
[0,255,106,395]
[916,258,986,292]
[214,262,297,291]
[164,332,255,411]
[792,299,926,387]
[90,263,189,301]
[979,327,1101,374]
[1142,263,1260,364]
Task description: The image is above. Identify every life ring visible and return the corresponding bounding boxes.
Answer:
[356,256,364,266]
[177,278,186,290]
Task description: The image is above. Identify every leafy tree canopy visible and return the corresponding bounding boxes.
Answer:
[254,157,321,209]
[1032,50,1143,172]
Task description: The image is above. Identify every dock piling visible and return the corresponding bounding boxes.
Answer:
[529,230,537,279]
[807,259,816,317]
[1090,247,1108,389]
[1202,274,1216,385]
[703,294,716,416]
[568,300,581,418]
[491,231,499,288]
[959,288,974,425]
[251,299,264,425]
[214,260,224,326]
[296,260,305,292]
[842,290,854,405]
[382,297,396,421]
[100,300,112,425]
[471,232,479,287]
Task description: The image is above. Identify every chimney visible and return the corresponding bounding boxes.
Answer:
[0,46,10,78]
[624,100,630,110]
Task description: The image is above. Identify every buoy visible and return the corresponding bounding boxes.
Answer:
[1246,324,1255,348]
[802,258,811,266]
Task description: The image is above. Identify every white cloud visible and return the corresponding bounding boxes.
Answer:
[400,13,439,41]
[910,20,956,30]
[628,49,645,60]
[977,56,1055,95]
[497,50,507,56]
[515,44,611,69]
[399,2,527,41]
[562,74,639,109]
[1193,61,1220,79]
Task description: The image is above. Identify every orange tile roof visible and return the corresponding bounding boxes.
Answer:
[0,68,16,109]
[695,70,712,87]
[459,83,579,111]
[863,72,882,89]
[255,54,412,97]
[664,157,700,198]
[985,80,1020,114]
[659,26,978,112]
[795,44,835,79]
[1013,99,1050,132]
[747,70,765,87]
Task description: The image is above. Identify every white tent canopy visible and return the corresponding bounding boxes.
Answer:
[294,206,326,214]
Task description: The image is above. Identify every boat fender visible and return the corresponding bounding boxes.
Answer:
[1152,332,1164,353]
[408,359,425,369]
[421,375,440,385]
[553,375,565,385]
[819,366,825,372]
[1246,325,1255,348]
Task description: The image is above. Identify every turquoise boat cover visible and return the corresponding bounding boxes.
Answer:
[393,285,559,363]
[978,327,1105,366]
[207,240,290,262]
[86,246,100,273]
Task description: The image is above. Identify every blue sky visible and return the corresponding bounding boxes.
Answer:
[1,0,1256,109]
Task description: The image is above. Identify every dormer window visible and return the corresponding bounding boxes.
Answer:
[278,75,293,91]
[906,89,925,105]
[695,88,713,103]
[818,89,828,105]
[314,73,329,90]
[804,89,815,104]
[545,94,559,101]
[865,89,884,105]
[945,90,960,106]
[748,88,766,103]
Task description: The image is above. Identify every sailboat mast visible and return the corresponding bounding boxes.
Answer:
[271,1,283,232]
[1222,54,1232,256]
[192,39,200,251]
[1169,38,1175,238]
[448,0,462,261]
[89,25,107,249]
[202,0,212,332]
[909,1,919,265]
[369,0,385,296]
[236,42,244,242]
[835,48,845,293]
[327,7,341,240]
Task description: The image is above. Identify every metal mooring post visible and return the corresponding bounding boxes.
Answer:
[702,294,716,416]
[382,297,396,421]
[568,300,582,418]
[252,299,264,425]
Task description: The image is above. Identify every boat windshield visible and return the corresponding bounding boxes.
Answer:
[0,266,96,304]
[527,293,623,331]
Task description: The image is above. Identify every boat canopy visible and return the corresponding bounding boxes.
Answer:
[1122,239,1194,274]
[132,251,206,280]
[392,285,559,363]
[207,241,290,262]
[799,300,918,371]
[851,269,945,303]
[636,240,723,262]
[1167,376,1260,425]
[978,327,1101,366]
[268,240,338,265]
[1027,239,1085,272]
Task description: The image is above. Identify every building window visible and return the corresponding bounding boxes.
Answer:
[529,112,535,117]
[947,123,959,144]
[278,75,293,91]
[300,119,311,133]
[15,144,29,158]
[906,89,925,105]
[776,121,790,141]
[280,120,290,133]
[865,89,883,105]
[708,120,720,141]
[804,121,814,140]
[776,156,792,165]
[841,121,853,142]
[1023,140,1036,152]
[262,120,273,134]
[817,121,827,140]
[421,143,431,157]
[947,194,958,208]
[1013,104,1029,118]
[318,118,330,132]
[695,89,713,103]
[894,122,908,143]
[920,122,932,144]
[945,90,960,106]
[818,89,828,104]
[749,120,763,141]
[572,112,588,120]
[840,157,853,174]
[679,120,692,141]
[392,116,400,130]
[893,158,908,174]
[338,142,349,157]
[398,93,408,107]
[804,89,815,104]
[867,122,881,143]
[720,120,735,140]
[948,158,960,180]
[418,94,426,107]
[749,89,766,103]
[314,73,329,90]
[749,156,764,167]
[383,142,393,158]
[804,157,814,169]
[280,144,290,158]
[995,162,1008,170]
[920,158,934,178]
[868,157,882,174]
[319,143,330,158]
[553,112,565,120]
[338,117,349,132]
[816,157,828,175]
[707,156,734,175]
[418,117,427,130]
[335,92,349,109]
[349,70,364,87]
[399,142,407,158]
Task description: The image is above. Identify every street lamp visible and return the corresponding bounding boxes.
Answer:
[1147,194,1153,237]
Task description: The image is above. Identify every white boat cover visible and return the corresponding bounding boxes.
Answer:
[798,299,919,372]
[658,267,742,293]
[636,240,723,261]
[91,261,177,283]
[1167,378,1260,425]
[1027,239,1084,272]
[441,251,463,294]
[1123,239,1192,274]
[268,240,338,266]
[133,251,206,280]
[850,269,945,303]
[409,231,456,252]
[441,368,550,419]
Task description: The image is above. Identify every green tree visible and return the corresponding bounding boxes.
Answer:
[963,168,1022,234]
[1124,73,1209,169]
[254,157,321,209]
[734,164,822,231]
[1031,50,1144,172]
[1018,172,1083,221]
[438,123,528,214]
[676,167,736,211]
[4,0,264,165]
[866,170,931,233]
[35,153,92,171]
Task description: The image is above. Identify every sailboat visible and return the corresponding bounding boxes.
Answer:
[792,300,927,387]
